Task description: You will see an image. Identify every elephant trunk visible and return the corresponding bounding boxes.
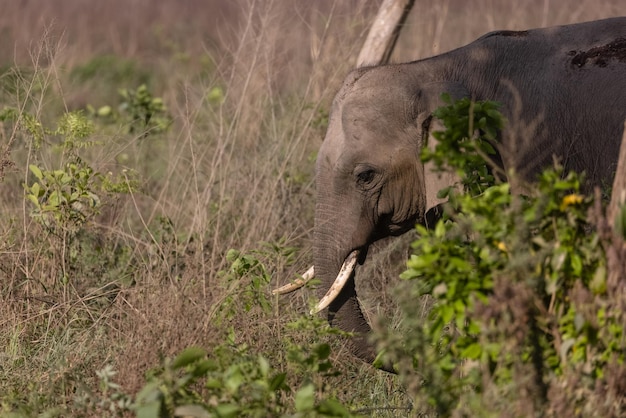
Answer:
[313,219,393,372]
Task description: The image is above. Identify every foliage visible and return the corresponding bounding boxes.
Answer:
[75,342,355,418]
[129,342,352,418]
[421,93,504,197]
[130,345,291,418]
[3,105,137,293]
[69,248,357,418]
[384,97,626,416]
[22,111,134,236]
[1,16,363,413]
[0,105,46,147]
[8,3,624,417]
[212,247,355,417]
[87,84,172,136]
[217,248,275,321]
[117,84,171,134]
[70,55,150,86]
[26,161,101,233]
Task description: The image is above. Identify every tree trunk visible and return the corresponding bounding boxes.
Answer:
[356,0,416,67]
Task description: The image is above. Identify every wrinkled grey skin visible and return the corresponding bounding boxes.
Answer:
[315,17,626,371]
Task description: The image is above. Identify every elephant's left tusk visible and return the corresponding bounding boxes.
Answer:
[272,266,315,295]
[311,250,358,315]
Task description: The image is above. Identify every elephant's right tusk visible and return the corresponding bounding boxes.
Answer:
[311,250,358,315]
[272,266,315,295]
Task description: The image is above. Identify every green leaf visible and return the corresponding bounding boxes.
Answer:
[317,398,351,417]
[172,346,206,369]
[486,108,501,119]
[460,343,482,360]
[224,367,244,393]
[434,220,446,238]
[590,265,607,295]
[30,182,42,196]
[436,186,454,200]
[214,403,239,418]
[438,353,456,372]
[570,253,582,276]
[467,320,481,335]
[449,257,470,271]
[47,191,61,207]
[407,252,439,270]
[440,305,455,324]
[29,164,43,180]
[205,378,222,389]
[269,372,287,391]
[258,355,270,377]
[295,383,315,412]
[26,194,40,208]
[135,401,161,418]
[190,359,217,377]
[60,173,72,185]
[207,86,224,104]
[97,105,112,116]
[399,267,420,280]
[315,343,331,360]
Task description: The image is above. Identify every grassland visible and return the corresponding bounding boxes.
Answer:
[0,0,624,416]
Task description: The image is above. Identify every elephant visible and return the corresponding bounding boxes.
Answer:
[276,17,626,372]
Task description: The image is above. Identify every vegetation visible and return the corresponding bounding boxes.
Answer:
[0,1,624,417]
[385,97,626,416]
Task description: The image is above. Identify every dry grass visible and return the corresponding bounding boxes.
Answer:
[0,0,624,415]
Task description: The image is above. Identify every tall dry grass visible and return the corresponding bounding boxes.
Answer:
[0,0,381,407]
[0,0,624,414]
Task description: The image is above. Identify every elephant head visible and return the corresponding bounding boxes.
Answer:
[313,66,468,370]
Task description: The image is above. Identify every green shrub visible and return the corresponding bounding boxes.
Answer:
[87,84,172,135]
[12,107,137,290]
[380,96,626,416]
[79,342,355,418]
[70,55,150,87]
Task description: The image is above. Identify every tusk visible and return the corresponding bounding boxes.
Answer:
[272,266,315,295]
[311,250,358,315]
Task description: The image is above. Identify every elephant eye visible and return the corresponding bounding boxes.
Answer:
[356,168,376,185]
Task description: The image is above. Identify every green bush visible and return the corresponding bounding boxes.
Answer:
[87,84,172,135]
[70,55,149,86]
[380,96,626,416]
[77,342,355,418]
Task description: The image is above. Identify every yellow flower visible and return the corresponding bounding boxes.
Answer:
[560,193,584,211]
[496,241,507,252]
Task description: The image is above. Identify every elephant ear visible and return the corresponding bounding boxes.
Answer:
[417,82,470,226]
[422,119,460,226]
